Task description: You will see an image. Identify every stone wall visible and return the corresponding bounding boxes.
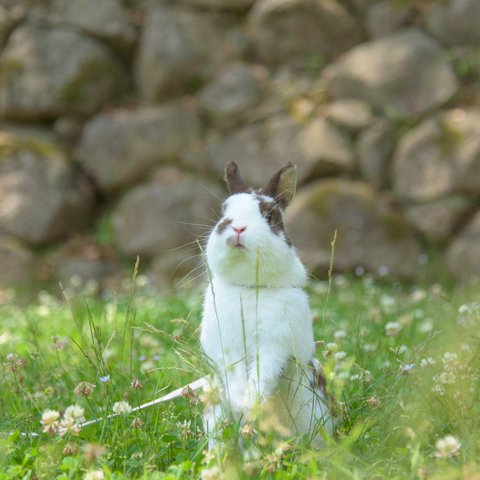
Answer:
[1,0,480,291]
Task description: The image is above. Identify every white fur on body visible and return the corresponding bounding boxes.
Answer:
[200,193,333,448]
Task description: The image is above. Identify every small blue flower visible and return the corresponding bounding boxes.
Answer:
[99,374,111,383]
[401,364,415,373]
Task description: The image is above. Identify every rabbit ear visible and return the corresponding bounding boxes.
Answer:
[225,161,248,194]
[262,162,297,208]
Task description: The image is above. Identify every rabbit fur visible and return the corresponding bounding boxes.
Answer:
[200,161,334,449]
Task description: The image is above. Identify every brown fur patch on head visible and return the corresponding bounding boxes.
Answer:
[256,195,291,246]
[225,161,248,195]
[216,217,233,235]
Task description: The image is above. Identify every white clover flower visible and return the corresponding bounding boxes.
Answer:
[458,304,470,315]
[41,409,61,434]
[136,274,149,288]
[64,405,85,424]
[334,329,347,341]
[433,371,456,387]
[140,359,155,373]
[41,409,60,425]
[380,295,395,308]
[83,469,105,480]
[36,305,50,317]
[361,343,376,352]
[334,351,347,361]
[419,319,434,333]
[200,465,221,480]
[311,281,329,294]
[435,435,461,459]
[442,352,459,372]
[420,357,435,367]
[333,274,347,287]
[432,384,445,396]
[112,400,132,415]
[336,371,350,380]
[410,289,426,302]
[0,332,12,345]
[398,314,413,326]
[59,416,81,436]
[84,279,99,295]
[69,274,83,289]
[38,290,53,305]
[325,342,338,352]
[385,321,401,336]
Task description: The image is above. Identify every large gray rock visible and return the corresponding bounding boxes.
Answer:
[203,114,355,186]
[406,196,474,243]
[425,0,480,47]
[135,6,237,101]
[0,25,126,120]
[296,116,355,176]
[324,99,372,132]
[51,237,122,289]
[149,249,204,288]
[393,109,480,202]
[183,0,254,9]
[0,235,35,288]
[248,0,363,68]
[113,170,221,258]
[0,5,22,47]
[365,1,413,38]
[447,210,480,278]
[199,62,269,126]
[348,0,377,15]
[77,104,202,193]
[203,116,303,185]
[49,0,136,54]
[0,131,94,245]
[285,179,422,278]
[357,120,396,190]
[323,29,459,117]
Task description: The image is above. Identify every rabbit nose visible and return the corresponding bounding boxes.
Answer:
[232,225,247,234]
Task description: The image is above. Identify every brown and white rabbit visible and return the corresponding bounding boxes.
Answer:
[200,161,334,448]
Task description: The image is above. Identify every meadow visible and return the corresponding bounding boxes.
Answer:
[1,269,479,480]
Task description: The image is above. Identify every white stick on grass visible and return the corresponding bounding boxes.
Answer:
[10,377,209,438]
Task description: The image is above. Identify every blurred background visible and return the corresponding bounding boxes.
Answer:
[1,0,480,295]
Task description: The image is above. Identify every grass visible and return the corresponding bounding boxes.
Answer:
[0,272,479,479]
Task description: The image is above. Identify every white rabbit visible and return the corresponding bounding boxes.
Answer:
[200,161,334,449]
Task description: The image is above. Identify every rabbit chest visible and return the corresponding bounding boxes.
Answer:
[200,278,315,372]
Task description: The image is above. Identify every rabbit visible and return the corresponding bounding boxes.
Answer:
[200,161,335,449]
